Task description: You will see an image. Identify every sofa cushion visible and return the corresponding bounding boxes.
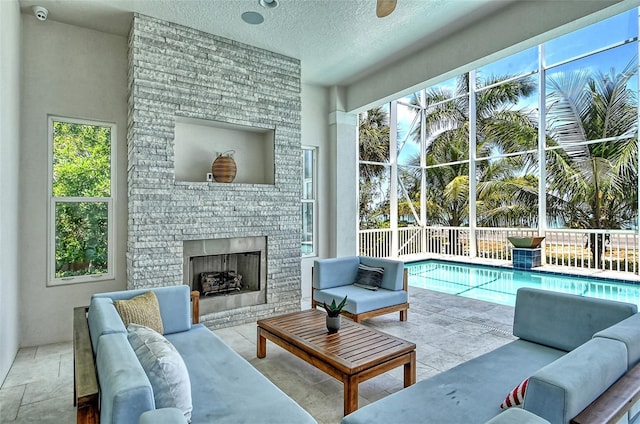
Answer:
[353,263,384,290]
[523,337,627,424]
[128,324,193,422]
[93,285,192,335]
[138,408,188,424]
[97,333,155,424]
[500,377,528,409]
[341,339,565,424]
[313,257,360,289]
[513,287,637,351]
[594,313,640,369]
[359,256,404,291]
[486,408,550,424]
[313,285,407,314]
[88,297,126,353]
[166,324,316,423]
[115,291,164,334]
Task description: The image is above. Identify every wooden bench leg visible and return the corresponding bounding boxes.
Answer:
[400,309,408,321]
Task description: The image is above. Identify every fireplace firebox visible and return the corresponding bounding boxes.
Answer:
[183,237,266,314]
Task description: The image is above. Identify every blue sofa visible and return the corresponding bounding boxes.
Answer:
[312,256,409,322]
[76,285,316,424]
[342,288,640,424]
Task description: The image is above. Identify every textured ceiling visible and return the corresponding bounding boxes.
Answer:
[18,0,507,86]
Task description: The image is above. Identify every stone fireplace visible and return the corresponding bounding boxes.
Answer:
[126,14,302,328]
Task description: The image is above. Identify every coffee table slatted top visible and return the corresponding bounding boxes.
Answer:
[257,309,416,374]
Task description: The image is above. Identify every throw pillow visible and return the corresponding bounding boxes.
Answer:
[354,263,385,291]
[114,291,164,334]
[500,378,529,409]
[127,324,193,422]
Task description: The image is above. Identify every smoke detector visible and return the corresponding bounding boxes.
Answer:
[33,6,48,21]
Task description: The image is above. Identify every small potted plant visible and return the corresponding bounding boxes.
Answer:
[322,295,348,333]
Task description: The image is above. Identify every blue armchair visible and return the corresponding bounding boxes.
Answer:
[312,256,409,322]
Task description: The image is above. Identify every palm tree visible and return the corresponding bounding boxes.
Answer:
[545,62,638,267]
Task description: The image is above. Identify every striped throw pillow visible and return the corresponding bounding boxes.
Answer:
[354,263,385,291]
[500,378,529,409]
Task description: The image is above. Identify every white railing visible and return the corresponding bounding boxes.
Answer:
[359,226,640,274]
[546,229,639,273]
[398,227,422,256]
[424,226,470,257]
[359,228,392,258]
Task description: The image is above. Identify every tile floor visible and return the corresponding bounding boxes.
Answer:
[0,287,516,424]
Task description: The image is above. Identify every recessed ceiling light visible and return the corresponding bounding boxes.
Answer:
[241,11,264,25]
[259,0,279,9]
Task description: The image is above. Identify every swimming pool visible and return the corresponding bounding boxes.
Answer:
[406,260,640,308]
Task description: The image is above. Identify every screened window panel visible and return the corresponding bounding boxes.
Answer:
[546,43,638,147]
[398,165,421,226]
[477,47,538,88]
[359,164,390,229]
[396,102,421,166]
[424,163,469,227]
[476,75,539,158]
[359,104,390,163]
[545,9,638,68]
[475,155,539,228]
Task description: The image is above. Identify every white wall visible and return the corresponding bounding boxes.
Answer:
[19,16,128,346]
[0,0,22,384]
[300,83,330,298]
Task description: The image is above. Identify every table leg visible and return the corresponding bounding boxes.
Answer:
[404,351,416,387]
[257,327,267,358]
[344,375,359,416]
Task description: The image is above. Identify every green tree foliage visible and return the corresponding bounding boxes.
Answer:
[53,121,111,278]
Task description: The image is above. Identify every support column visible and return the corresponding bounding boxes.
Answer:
[328,87,358,257]
[390,101,399,257]
[538,44,548,265]
[468,71,478,257]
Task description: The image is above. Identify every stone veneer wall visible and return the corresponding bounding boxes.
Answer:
[127,14,302,328]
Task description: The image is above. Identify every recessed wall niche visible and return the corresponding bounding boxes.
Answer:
[174,117,275,184]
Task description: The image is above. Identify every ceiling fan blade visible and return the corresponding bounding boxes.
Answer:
[376,0,397,18]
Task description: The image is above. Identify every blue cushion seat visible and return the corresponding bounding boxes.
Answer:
[165,324,316,423]
[342,339,565,424]
[313,286,407,315]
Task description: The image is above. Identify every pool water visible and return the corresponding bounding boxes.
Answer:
[406,260,640,308]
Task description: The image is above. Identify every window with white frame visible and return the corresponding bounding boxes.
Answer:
[302,147,317,256]
[48,116,115,285]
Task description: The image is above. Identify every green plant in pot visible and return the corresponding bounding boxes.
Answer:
[322,295,348,334]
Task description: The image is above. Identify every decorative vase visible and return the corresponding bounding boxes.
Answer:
[212,150,237,183]
[326,315,341,334]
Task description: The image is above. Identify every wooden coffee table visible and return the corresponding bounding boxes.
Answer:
[257,309,416,416]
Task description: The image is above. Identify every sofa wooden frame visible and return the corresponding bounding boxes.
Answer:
[570,361,640,424]
[73,291,200,424]
[311,267,409,323]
